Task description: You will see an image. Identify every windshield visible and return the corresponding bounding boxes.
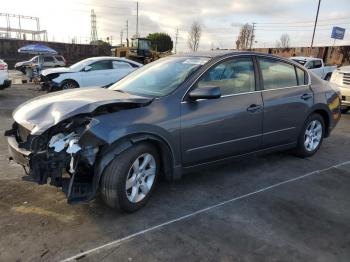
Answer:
[70,58,94,70]
[109,56,210,97]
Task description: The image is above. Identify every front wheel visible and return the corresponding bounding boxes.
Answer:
[100,142,160,212]
[61,80,79,90]
[294,113,325,158]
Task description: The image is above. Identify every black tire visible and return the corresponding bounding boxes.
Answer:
[324,74,332,81]
[341,107,350,114]
[294,113,325,158]
[100,142,160,213]
[50,80,79,92]
[20,67,26,74]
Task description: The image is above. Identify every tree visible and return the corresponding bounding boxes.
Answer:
[187,21,202,52]
[146,33,173,52]
[280,33,290,48]
[236,23,254,50]
[90,39,111,46]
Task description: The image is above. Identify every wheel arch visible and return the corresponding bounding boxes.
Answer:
[91,132,177,198]
[60,78,80,88]
[309,104,332,137]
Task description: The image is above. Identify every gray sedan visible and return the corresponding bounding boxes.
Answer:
[5,51,341,212]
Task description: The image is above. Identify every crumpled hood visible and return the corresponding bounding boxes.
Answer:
[41,67,73,75]
[13,88,152,135]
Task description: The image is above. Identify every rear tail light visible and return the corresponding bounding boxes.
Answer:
[0,63,7,70]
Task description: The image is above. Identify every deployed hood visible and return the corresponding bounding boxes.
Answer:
[13,88,152,135]
[41,67,73,76]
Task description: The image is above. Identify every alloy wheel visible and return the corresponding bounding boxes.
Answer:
[125,153,156,203]
[304,120,322,152]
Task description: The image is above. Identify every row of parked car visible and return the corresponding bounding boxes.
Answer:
[4,51,348,213]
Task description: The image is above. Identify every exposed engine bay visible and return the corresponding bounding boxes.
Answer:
[5,88,153,204]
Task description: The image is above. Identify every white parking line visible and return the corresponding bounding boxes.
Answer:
[61,160,350,262]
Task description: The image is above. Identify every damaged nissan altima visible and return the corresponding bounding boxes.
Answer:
[5,51,341,212]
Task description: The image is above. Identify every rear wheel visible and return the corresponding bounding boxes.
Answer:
[100,142,160,212]
[294,113,325,157]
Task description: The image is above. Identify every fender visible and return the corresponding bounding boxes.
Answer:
[307,103,333,137]
[89,132,179,199]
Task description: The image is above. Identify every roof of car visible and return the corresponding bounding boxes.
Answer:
[290,56,320,61]
[173,50,286,60]
[83,56,143,66]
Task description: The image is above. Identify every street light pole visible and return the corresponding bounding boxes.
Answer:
[310,0,321,55]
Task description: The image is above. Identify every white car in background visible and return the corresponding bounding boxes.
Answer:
[40,57,142,91]
[330,65,350,113]
[0,59,11,90]
[290,57,337,81]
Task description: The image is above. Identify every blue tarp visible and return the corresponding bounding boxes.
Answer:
[18,44,58,55]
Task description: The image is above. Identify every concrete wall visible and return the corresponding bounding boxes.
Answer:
[253,45,350,66]
[0,39,111,68]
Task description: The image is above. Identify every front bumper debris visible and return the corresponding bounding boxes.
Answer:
[5,123,98,204]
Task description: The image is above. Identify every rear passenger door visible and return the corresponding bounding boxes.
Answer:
[42,56,56,68]
[81,60,113,87]
[258,57,313,148]
[111,60,136,84]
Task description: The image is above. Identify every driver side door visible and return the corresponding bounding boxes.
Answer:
[180,56,263,166]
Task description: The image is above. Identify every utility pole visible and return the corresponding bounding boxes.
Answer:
[249,22,256,50]
[310,0,321,55]
[174,28,179,54]
[136,2,139,37]
[126,20,129,40]
[120,31,123,46]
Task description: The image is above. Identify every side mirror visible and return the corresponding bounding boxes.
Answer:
[188,86,221,100]
[84,65,92,72]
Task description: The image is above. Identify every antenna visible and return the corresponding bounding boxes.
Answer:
[91,9,98,42]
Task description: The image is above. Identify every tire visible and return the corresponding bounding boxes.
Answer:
[324,74,332,81]
[294,113,325,158]
[341,107,350,114]
[100,142,160,213]
[60,80,79,90]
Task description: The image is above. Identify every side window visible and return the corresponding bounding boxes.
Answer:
[89,60,113,71]
[197,58,255,96]
[55,56,64,62]
[313,60,322,68]
[43,56,54,62]
[112,61,132,69]
[258,58,297,90]
[296,67,307,85]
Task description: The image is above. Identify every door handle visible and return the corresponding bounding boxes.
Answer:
[300,93,313,100]
[247,104,262,113]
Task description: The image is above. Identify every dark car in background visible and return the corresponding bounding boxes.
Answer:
[5,51,341,212]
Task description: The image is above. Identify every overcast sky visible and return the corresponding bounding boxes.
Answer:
[2,0,350,51]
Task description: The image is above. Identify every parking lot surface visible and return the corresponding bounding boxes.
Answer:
[0,85,349,262]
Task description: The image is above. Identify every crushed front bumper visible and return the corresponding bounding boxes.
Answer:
[40,75,59,91]
[7,135,31,166]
